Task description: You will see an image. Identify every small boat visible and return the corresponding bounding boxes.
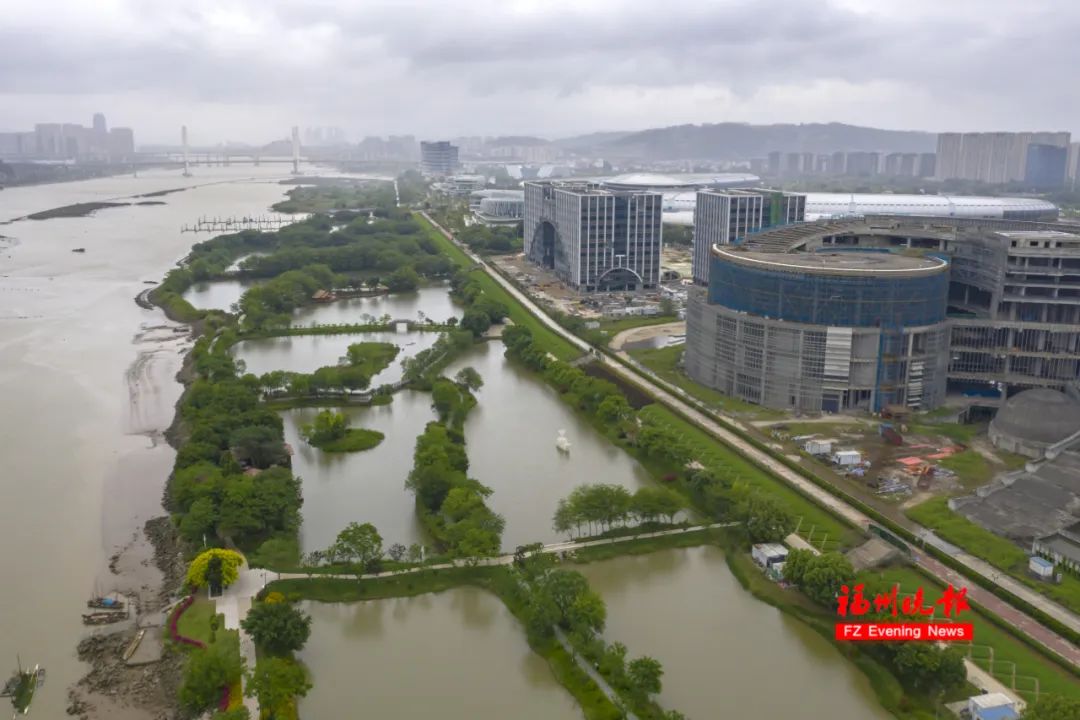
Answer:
[555,429,571,453]
[2,658,45,716]
[81,611,127,626]
[87,595,124,611]
[71,248,86,253]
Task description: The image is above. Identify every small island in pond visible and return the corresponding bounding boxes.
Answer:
[301,409,384,453]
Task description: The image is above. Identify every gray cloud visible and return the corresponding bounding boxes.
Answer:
[0,0,1076,144]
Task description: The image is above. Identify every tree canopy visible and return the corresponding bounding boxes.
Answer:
[187,548,245,589]
[241,600,313,656]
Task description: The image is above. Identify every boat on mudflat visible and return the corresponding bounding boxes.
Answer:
[1,660,45,717]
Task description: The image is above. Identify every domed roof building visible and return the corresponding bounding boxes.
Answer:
[989,389,1080,458]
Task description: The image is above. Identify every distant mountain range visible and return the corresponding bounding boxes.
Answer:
[554,122,936,160]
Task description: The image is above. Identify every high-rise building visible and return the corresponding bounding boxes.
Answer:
[1067,143,1080,189]
[766,151,782,176]
[1024,144,1067,189]
[783,152,801,176]
[936,131,1071,183]
[845,151,880,176]
[93,113,107,135]
[691,189,806,285]
[420,140,459,176]
[108,128,135,160]
[917,153,937,178]
[830,151,847,176]
[523,181,662,292]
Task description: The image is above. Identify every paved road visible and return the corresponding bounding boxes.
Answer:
[269,524,738,584]
[217,565,267,719]
[420,214,1080,669]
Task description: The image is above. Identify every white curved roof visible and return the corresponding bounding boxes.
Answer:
[803,193,1058,220]
[657,191,1059,225]
[602,172,760,190]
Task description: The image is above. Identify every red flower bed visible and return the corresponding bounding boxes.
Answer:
[218,684,230,711]
[168,595,206,649]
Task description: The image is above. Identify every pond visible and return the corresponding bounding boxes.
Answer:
[233,330,441,385]
[291,284,461,326]
[299,590,582,720]
[577,546,893,720]
[282,392,436,553]
[181,279,253,311]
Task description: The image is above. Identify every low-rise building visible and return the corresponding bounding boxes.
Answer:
[804,438,834,455]
[1028,556,1055,579]
[833,450,862,466]
[751,543,789,570]
[967,693,1018,720]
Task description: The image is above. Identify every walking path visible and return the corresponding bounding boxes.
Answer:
[553,627,638,720]
[419,213,1080,668]
[216,565,268,719]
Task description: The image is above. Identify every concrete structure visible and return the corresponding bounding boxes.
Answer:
[967,693,1018,720]
[691,189,805,285]
[1033,523,1080,573]
[936,131,1071,184]
[988,389,1080,458]
[420,140,459,176]
[804,438,834,455]
[524,181,662,292]
[470,189,525,226]
[834,450,863,466]
[660,191,1056,226]
[751,543,788,569]
[1028,555,1055,579]
[687,245,951,413]
[435,174,486,196]
[686,215,1080,413]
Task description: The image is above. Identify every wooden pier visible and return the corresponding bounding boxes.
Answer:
[181,216,297,233]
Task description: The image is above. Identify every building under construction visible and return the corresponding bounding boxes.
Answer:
[685,215,1080,413]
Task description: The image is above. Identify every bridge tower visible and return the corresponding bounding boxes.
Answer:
[181,125,192,177]
[291,126,301,175]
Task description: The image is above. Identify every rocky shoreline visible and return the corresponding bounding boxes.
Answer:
[67,293,196,720]
[68,517,186,720]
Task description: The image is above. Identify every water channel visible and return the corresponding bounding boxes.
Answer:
[0,170,894,719]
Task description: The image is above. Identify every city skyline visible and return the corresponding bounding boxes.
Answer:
[2,0,1079,145]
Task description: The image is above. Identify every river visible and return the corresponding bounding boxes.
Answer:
[0,165,340,719]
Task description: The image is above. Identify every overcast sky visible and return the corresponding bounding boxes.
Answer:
[1,0,1076,145]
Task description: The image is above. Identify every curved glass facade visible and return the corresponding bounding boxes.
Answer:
[707,256,949,327]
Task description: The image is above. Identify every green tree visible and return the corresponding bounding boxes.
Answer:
[387,543,407,562]
[892,643,966,694]
[631,487,683,524]
[797,552,854,607]
[245,657,311,718]
[228,425,288,468]
[211,709,251,720]
[454,366,484,391]
[461,308,492,336]
[738,494,795,543]
[179,642,242,714]
[241,600,313,655]
[628,656,664,696]
[205,555,225,595]
[330,522,383,567]
[301,409,348,444]
[386,266,420,292]
[179,497,218,544]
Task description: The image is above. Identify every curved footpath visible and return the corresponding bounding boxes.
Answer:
[420,213,1080,669]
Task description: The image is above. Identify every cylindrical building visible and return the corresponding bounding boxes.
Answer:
[686,246,951,413]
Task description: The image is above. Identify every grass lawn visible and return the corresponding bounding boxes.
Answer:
[909,422,986,444]
[629,344,783,418]
[417,214,582,362]
[640,404,862,549]
[311,428,384,453]
[907,497,1080,615]
[344,342,400,377]
[176,597,221,646]
[863,565,1080,701]
[938,450,995,489]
